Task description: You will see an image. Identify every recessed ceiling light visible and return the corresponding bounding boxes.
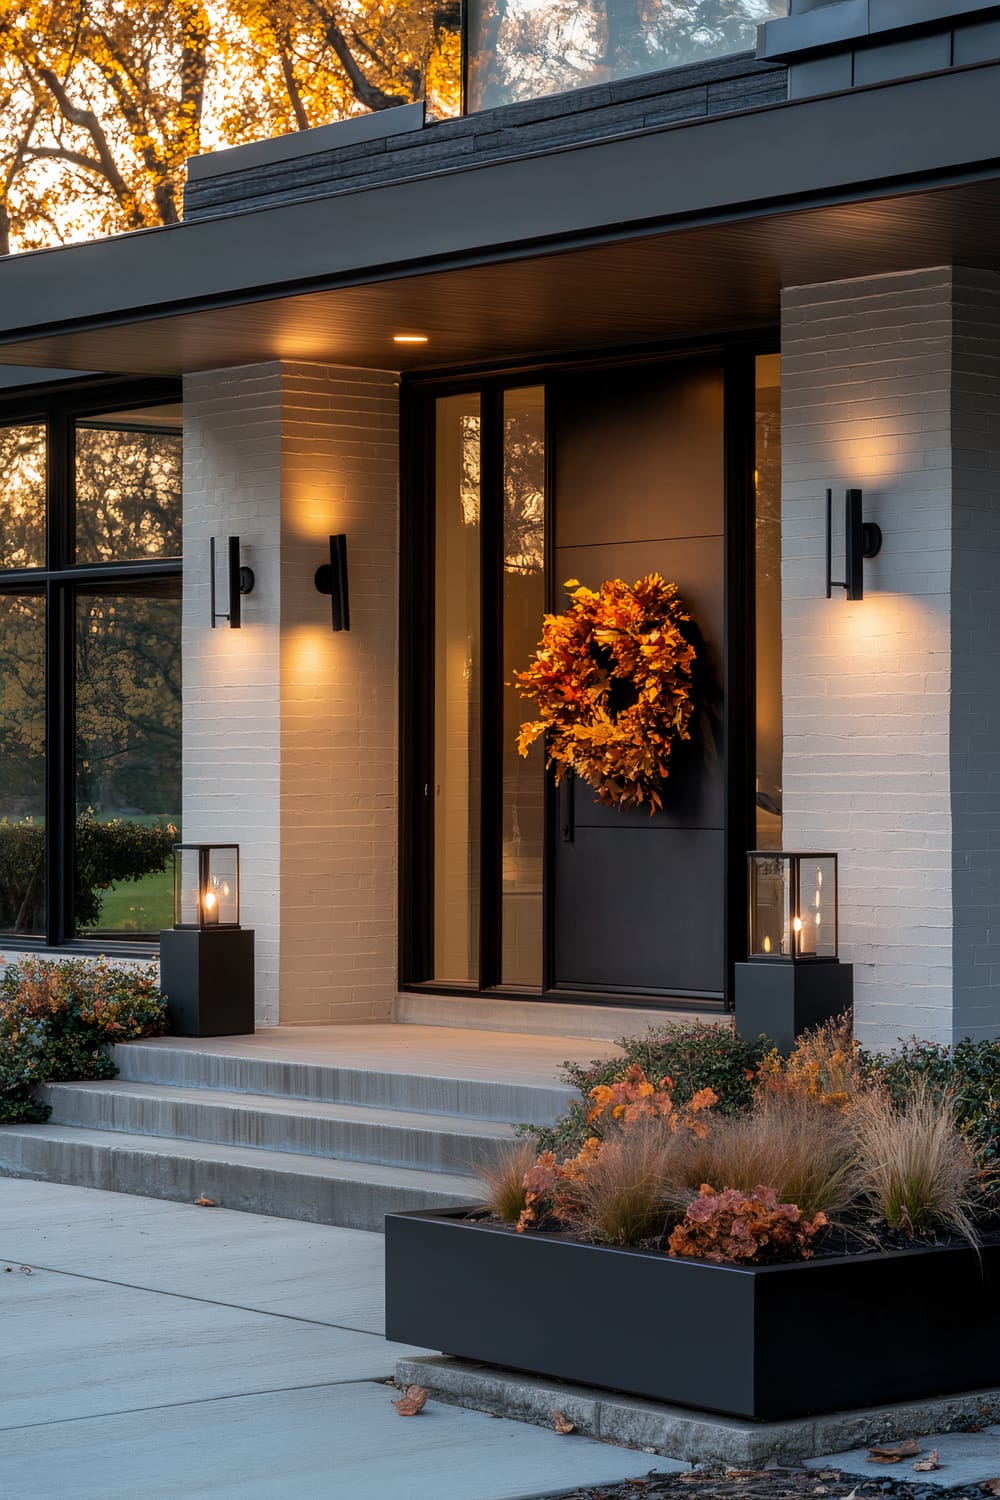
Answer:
[393,334,429,344]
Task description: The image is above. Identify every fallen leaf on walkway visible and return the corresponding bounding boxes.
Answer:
[914,1449,941,1472]
[393,1385,428,1416]
[194,1196,216,1207]
[3,1266,10,1273]
[812,1486,828,1495]
[815,1472,839,1482]
[553,1410,575,1435]
[867,1438,920,1464]
[981,1480,1000,1496]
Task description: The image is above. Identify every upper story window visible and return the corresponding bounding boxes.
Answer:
[466,0,789,111]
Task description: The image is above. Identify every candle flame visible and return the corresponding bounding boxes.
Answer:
[793,917,802,933]
[203,890,217,911]
[763,935,771,954]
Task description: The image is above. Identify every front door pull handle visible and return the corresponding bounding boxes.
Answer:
[559,773,574,843]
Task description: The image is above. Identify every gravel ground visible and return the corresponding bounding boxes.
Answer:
[534,1467,995,1499]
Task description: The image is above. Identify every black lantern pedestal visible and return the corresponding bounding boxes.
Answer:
[161,842,255,1037]
[734,960,853,1056]
[160,927,255,1037]
[735,851,852,1054]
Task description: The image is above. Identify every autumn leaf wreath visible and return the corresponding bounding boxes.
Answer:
[514,574,696,814]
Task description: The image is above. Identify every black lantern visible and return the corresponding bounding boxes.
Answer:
[736,851,852,1055]
[173,843,240,929]
[748,851,838,962]
[160,843,254,1037]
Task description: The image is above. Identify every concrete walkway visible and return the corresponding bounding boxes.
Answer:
[0,1178,668,1500]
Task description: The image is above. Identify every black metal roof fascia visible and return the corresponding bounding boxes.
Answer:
[0,61,999,352]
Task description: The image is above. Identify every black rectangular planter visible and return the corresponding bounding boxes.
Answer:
[385,1208,1000,1421]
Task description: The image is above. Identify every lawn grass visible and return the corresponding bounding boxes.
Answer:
[93,868,173,934]
[83,812,179,936]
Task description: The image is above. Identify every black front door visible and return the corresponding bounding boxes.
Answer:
[548,357,726,1001]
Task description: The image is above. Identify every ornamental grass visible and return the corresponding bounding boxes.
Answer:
[563,1121,684,1248]
[474,1140,537,1224]
[852,1079,983,1243]
[662,1094,861,1222]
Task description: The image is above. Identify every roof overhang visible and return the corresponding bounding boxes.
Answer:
[2,61,1000,378]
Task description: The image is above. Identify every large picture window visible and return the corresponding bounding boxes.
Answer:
[0,383,182,946]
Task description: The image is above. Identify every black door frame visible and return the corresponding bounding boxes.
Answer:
[399,332,776,1010]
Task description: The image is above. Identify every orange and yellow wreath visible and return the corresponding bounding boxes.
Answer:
[514,574,697,814]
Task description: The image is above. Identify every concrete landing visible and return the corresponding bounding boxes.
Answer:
[0,1178,664,1500]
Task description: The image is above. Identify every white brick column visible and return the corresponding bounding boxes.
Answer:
[781,266,1000,1050]
[183,362,399,1025]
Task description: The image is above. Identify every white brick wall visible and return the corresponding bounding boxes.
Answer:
[182,362,399,1025]
[781,266,1000,1050]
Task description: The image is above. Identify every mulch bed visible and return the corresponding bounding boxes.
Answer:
[533,1468,993,1499]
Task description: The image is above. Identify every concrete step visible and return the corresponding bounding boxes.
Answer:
[0,1124,480,1232]
[40,1080,516,1175]
[393,991,721,1040]
[111,1039,574,1126]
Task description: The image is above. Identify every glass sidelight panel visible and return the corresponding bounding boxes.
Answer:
[755,353,782,849]
[501,387,545,986]
[0,594,46,935]
[433,394,482,983]
[75,581,182,936]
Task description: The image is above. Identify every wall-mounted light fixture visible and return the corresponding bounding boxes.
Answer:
[210,536,255,628]
[826,489,882,601]
[315,533,350,631]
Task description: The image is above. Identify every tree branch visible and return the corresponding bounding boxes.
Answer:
[306,1,409,110]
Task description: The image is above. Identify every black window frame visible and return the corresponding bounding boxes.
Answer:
[399,333,777,1011]
[0,375,182,953]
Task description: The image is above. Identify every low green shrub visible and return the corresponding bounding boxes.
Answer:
[0,811,175,933]
[0,956,167,1123]
[522,1021,773,1157]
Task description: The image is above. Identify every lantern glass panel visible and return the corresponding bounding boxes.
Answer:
[749,852,838,961]
[749,853,790,959]
[796,854,837,960]
[172,844,240,929]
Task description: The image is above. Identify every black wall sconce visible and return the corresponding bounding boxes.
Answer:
[315,533,350,631]
[210,536,255,628]
[826,489,882,601]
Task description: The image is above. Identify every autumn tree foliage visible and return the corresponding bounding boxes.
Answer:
[0,0,461,252]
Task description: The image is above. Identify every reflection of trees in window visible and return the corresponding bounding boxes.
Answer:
[0,425,46,569]
[504,408,545,576]
[0,595,45,818]
[76,591,182,817]
[468,0,788,110]
[76,423,182,563]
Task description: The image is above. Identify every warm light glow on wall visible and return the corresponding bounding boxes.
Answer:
[284,625,339,684]
[811,590,947,663]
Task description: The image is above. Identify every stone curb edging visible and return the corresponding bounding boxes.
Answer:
[394,1356,1000,1468]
